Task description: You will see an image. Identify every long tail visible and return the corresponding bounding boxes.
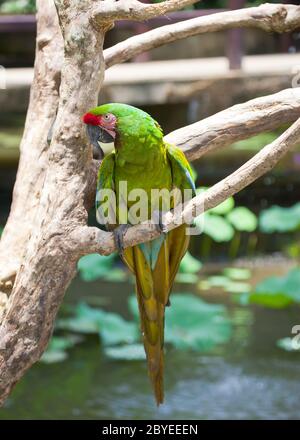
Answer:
[123,224,189,405]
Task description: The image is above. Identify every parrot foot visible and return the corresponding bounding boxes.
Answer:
[153,211,168,237]
[113,224,130,258]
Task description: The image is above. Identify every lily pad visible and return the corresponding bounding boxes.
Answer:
[175,273,199,284]
[239,268,300,309]
[77,253,116,282]
[227,207,257,232]
[41,350,68,364]
[41,335,83,364]
[223,267,251,281]
[277,337,300,352]
[105,344,146,361]
[259,203,300,233]
[208,197,235,216]
[179,251,202,274]
[199,275,251,293]
[57,303,103,334]
[97,311,138,346]
[200,213,235,242]
[205,275,231,287]
[165,294,232,350]
[58,302,139,346]
[103,268,127,282]
[223,281,251,293]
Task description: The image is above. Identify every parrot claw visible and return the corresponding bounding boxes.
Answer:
[113,224,130,258]
[153,211,168,237]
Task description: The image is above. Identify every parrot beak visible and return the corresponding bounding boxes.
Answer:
[86,124,116,159]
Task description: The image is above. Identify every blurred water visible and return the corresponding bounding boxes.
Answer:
[1,342,299,420]
[0,276,300,420]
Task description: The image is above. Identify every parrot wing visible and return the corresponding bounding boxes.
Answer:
[165,142,196,286]
[165,143,196,197]
[95,152,116,230]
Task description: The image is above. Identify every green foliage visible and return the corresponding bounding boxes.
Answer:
[96,310,138,347]
[223,267,251,281]
[0,226,3,236]
[0,0,36,13]
[199,271,251,294]
[52,293,233,363]
[178,251,202,274]
[165,294,232,350]
[238,268,300,309]
[232,132,278,152]
[195,189,257,245]
[227,207,258,232]
[259,203,300,233]
[58,302,139,346]
[277,337,300,353]
[105,344,145,361]
[200,213,235,242]
[57,303,101,334]
[0,131,21,149]
[77,253,126,282]
[41,335,82,364]
[209,196,235,215]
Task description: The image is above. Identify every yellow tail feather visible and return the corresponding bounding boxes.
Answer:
[122,224,189,405]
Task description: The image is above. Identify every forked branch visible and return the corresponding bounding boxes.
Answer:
[104,3,300,68]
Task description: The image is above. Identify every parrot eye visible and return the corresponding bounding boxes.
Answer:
[103,113,113,121]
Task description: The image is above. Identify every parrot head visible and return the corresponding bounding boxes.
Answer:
[83,103,163,158]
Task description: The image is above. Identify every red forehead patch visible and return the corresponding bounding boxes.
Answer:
[82,112,101,126]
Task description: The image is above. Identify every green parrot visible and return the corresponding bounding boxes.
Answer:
[83,103,195,405]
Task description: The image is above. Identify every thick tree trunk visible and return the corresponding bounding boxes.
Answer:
[0,1,63,293]
[0,0,106,404]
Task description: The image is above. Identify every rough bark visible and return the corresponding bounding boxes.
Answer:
[91,0,198,23]
[0,1,63,293]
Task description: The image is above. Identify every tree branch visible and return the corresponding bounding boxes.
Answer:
[0,1,63,291]
[104,3,300,68]
[166,87,300,161]
[74,116,300,256]
[92,0,198,24]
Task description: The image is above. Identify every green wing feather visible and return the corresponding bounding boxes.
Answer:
[166,143,196,196]
[95,152,116,229]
